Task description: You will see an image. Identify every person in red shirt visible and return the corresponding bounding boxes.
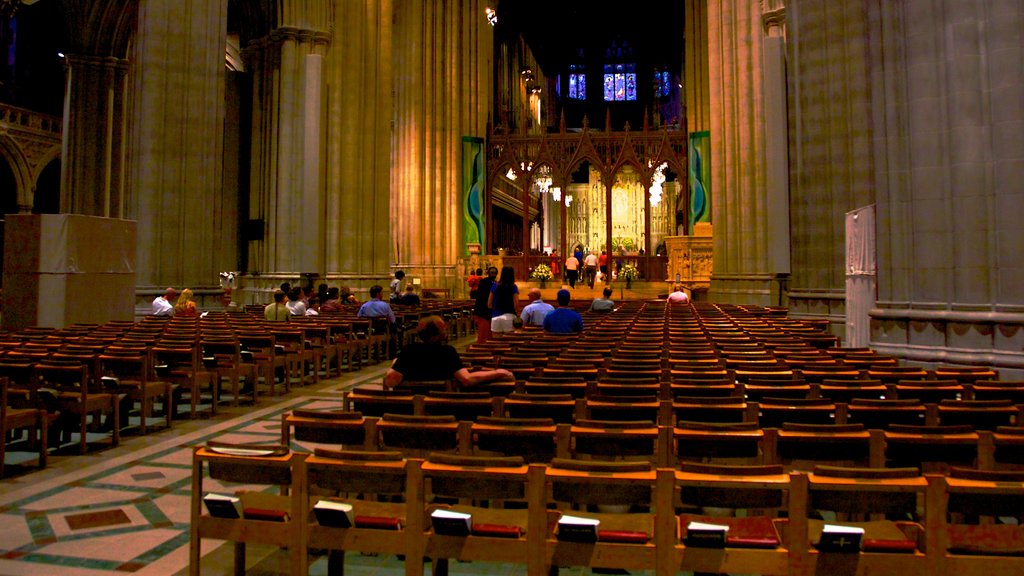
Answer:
[598,251,609,282]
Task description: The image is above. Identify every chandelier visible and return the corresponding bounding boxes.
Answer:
[0,0,20,19]
[535,165,552,195]
[649,162,668,207]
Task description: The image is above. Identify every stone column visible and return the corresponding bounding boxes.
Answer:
[322,0,393,291]
[128,0,228,291]
[60,55,129,217]
[707,0,776,304]
[391,0,492,291]
[244,10,331,291]
[868,0,1024,372]
[784,0,874,333]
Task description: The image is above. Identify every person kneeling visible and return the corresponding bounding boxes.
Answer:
[384,315,514,390]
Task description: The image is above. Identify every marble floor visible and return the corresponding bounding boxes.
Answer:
[1,343,651,576]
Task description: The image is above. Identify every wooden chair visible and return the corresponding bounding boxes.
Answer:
[585,393,662,423]
[931,365,1000,386]
[236,332,287,396]
[281,409,375,452]
[406,452,544,576]
[421,391,496,422]
[189,442,305,576]
[200,338,258,407]
[673,421,764,465]
[376,413,460,457]
[502,392,577,424]
[815,378,887,403]
[150,345,217,419]
[471,416,562,463]
[667,463,791,576]
[32,362,119,454]
[302,448,409,574]
[789,465,929,576]
[845,398,927,430]
[937,399,1020,431]
[966,380,1024,404]
[559,419,661,463]
[542,458,660,574]
[1,376,47,477]
[764,423,872,471]
[343,385,416,417]
[98,350,173,435]
[927,467,1024,575]
[670,395,749,424]
[880,424,980,472]
[758,397,837,428]
[889,379,964,404]
[979,426,1024,470]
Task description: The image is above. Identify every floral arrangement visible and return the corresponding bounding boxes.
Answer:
[219,271,236,288]
[530,263,554,281]
[619,263,640,281]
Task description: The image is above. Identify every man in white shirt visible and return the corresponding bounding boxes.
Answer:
[151,287,177,316]
[583,251,599,289]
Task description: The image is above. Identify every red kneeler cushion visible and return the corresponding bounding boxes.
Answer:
[679,514,781,548]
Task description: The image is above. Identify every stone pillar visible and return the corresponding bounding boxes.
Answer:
[684,0,711,133]
[391,0,492,291]
[784,0,874,333]
[60,55,129,217]
[321,0,392,292]
[707,0,777,304]
[868,0,1024,372]
[128,0,228,290]
[244,13,331,288]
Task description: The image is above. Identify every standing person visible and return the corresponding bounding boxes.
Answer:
[151,287,177,316]
[173,288,198,317]
[589,287,616,312]
[384,316,514,390]
[549,250,561,282]
[583,251,599,289]
[389,270,405,303]
[466,268,483,299]
[564,252,580,289]
[472,267,498,343]
[543,289,584,334]
[520,288,554,327]
[598,251,609,282]
[264,290,289,321]
[488,265,520,334]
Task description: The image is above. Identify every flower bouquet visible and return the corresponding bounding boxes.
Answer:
[620,263,640,281]
[530,264,554,286]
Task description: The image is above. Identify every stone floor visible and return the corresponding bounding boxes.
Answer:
[0,338,660,575]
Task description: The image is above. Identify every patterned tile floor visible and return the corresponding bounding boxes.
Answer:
[0,342,658,576]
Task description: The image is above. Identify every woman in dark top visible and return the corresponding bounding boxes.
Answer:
[472,266,498,343]
[488,265,520,334]
[384,316,513,389]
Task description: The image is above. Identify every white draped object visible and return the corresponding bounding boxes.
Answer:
[845,205,876,348]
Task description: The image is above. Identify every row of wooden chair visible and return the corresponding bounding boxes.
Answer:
[190,441,1024,575]
[340,385,1023,431]
[280,410,1024,472]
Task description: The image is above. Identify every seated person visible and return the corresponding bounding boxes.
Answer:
[520,288,554,327]
[285,286,307,315]
[398,284,421,306]
[543,289,584,334]
[151,287,177,316]
[320,287,343,313]
[357,285,397,325]
[589,287,615,312]
[384,316,514,390]
[305,296,320,315]
[264,289,290,321]
[667,283,690,303]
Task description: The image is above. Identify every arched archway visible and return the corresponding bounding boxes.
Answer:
[32,157,61,214]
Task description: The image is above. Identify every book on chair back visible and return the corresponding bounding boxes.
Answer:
[313,500,354,528]
[557,515,600,543]
[431,509,472,536]
[203,493,242,519]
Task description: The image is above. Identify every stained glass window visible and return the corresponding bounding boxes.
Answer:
[603,64,615,101]
[661,71,671,97]
[568,64,585,100]
[603,63,635,101]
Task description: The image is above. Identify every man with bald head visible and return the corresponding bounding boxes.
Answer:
[151,287,177,316]
[520,288,554,327]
